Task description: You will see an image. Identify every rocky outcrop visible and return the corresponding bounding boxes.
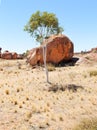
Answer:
[1,51,23,60]
[91,47,97,53]
[27,34,74,66]
[74,47,97,66]
[12,52,18,59]
[1,51,12,59]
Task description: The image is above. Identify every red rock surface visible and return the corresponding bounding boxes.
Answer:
[27,34,74,66]
[1,51,22,60]
[1,51,12,59]
[12,52,18,59]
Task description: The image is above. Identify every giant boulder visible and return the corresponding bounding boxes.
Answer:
[27,34,74,66]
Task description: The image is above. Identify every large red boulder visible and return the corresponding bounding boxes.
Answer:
[27,34,74,66]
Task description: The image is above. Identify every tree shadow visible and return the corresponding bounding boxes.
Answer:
[48,83,84,93]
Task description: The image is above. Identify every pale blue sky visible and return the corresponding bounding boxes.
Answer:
[0,0,97,53]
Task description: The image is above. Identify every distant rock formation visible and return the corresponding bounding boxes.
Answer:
[1,51,12,59]
[27,34,74,66]
[1,50,23,60]
[74,47,97,65]
[91,47,97,53]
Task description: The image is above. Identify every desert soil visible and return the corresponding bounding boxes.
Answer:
[0,56,97,130]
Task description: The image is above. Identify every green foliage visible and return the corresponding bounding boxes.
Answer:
[22,50,29,58]
[73,118,97,130]
[24,11,63,44]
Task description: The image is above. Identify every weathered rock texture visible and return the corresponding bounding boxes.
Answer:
[27,34,74,66]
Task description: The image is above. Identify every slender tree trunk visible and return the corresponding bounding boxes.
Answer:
[43,45,49,83]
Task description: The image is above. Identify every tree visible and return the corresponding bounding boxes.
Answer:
[24,11,64,83]
[24,11,63,44]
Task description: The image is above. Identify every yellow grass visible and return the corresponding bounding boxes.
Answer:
[0,59,97,130]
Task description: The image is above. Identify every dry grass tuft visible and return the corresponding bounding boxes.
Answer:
[47,63,56,71]
[5,89,10,95]
[0,59,97,130]
[73,118,97,130]
[89,70,97,77]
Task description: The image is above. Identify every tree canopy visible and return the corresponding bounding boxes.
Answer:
[24,11,64,44]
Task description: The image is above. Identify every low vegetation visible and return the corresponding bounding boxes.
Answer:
[89,70,97,77]
[73,118,97,130]
[47,63,56,71]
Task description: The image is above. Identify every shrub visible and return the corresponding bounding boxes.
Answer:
[89,70,97,77]
[5,90,9,95]
[47,63,56,71]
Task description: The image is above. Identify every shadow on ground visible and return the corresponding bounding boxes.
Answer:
[55,57,79,67]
